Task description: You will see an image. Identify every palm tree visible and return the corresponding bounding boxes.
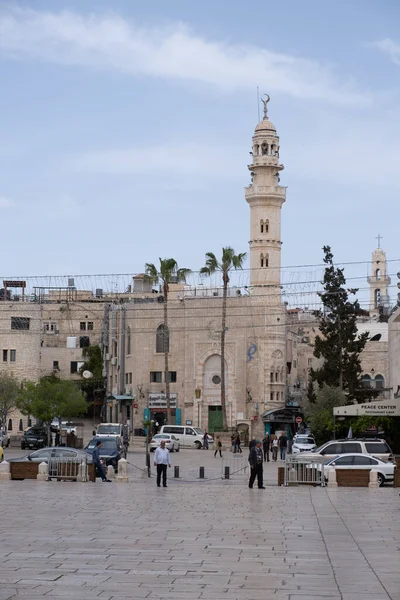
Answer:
[200,247,247,430]
[145,259,191,424]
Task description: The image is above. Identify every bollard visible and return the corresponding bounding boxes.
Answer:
[224,466,230,480]
[199,466,205,479]
[174,466,180,478]
[327,469,337,488]
[106,465,115,480]
[0,460,11,481]
[37,461,48,482]
[77,460,87,482]
[369,469,379,488]
[116,458,129,483]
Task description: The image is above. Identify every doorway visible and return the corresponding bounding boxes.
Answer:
[208,406,223,433]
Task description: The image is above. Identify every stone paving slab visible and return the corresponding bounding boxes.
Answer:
[0,450,400,600]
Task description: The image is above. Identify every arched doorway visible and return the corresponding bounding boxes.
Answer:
[202,354,227,433]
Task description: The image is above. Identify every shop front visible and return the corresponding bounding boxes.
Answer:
[143,393,181,433]
[261,406,302,438]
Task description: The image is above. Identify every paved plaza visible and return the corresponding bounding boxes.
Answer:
[0,448,399,600]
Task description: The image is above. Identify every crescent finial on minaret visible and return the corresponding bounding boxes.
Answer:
[261,94,270,119]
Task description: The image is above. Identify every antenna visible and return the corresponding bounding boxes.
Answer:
[257,86,260,122]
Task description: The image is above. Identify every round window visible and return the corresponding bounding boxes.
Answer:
[212,375,221,385]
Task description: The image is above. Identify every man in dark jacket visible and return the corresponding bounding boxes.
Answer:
[262,433,270,462]
[248,440,265,489]
[93,440,111,482]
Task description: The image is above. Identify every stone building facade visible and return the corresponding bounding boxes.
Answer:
[0,293,104,435]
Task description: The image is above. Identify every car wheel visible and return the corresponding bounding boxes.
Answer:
[195,441,202,450]
[377,473,385,487]
[21,442,25,450]
[176,446,180,452]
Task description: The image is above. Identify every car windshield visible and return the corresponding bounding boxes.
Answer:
[325,455,339,465]
[312,443,326,453]
[87,439,117,451]
[97,425,120,435]
[295,437,315,444]
[26,428,44,435]
[193,428,205,435]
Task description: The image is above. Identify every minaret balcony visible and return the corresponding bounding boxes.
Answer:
[245,185,286,200]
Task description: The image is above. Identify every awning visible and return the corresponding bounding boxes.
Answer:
[261,406,300,423]
[334,399,400,417]
[107,394,134,402]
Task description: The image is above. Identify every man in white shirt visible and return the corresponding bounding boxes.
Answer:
[154,440,171,487]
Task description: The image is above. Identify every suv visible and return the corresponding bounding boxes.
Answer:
[304,438,393,462]
[21,427,47,450]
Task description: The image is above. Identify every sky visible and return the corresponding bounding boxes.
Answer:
[0,0,399,297]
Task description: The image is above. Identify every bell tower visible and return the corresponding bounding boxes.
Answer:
[245,95,286,297]
[368,237,391,316]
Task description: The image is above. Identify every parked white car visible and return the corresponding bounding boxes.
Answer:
[302,438,393,462]
[292,435,316,454]
[321,453,395,487]
[96,423,123,438]
[150,433,180,452]
[159,425,213,449]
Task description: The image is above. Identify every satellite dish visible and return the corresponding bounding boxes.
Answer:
[82,370,93,379]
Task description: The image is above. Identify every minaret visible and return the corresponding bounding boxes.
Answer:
[368,237,391,316]
[245,95,286,296]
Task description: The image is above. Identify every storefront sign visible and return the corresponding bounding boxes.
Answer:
[148,393,177,409]
[334,400,400,417]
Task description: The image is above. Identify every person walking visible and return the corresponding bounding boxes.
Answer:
[271,436,279,461]
[235,432,242,454]
[203,431,209,450]
[262,433,270,462]
[279,432,288,461]
[231,432,237,453]
[154,439,171,487]
[248,440,265,489]
[214,436,223,458]
[93,440,112,482]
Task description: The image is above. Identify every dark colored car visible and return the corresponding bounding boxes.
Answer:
[85,436,122,472]
[21,427,47,450]
[9,446,91,463]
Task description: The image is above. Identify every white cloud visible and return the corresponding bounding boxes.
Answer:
[0,195,15,208]
[0,7,369,106]
[371,38,400,66]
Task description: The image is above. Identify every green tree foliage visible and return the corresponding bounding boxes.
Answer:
[145,258,191,424]
[303,385,347,445]
[310,246,369,401]
[0,373,22,430]
[17,377,87,445]
[200,247,246,430]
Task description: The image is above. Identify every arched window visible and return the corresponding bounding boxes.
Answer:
[275,371,279,382]
[255,145,259,156]
[126,326,131,355]
[156,324,169,353]
[27,417,32,428]
[374,374,385,390]
[376,268,381,280]
[270,371,274,383]
[361,374,372,389]
[260,253,264,268]
[19,419,23,432]
[265,219,269,233]
[261,143,268,155]
[265,253,269,268]
[374,289,381,308]
[8,419,12,431]
[260,220,264,233]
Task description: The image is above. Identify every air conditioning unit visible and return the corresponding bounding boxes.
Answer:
[105,353,111,361]
[111,357,118,366]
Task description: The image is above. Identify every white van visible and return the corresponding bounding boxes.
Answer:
[96,423,123,438]
[159,425,213,449]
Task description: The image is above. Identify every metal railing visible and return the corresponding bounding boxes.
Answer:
[48,457,89,481]
[221,456,249,479]
[284,455,326,487]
